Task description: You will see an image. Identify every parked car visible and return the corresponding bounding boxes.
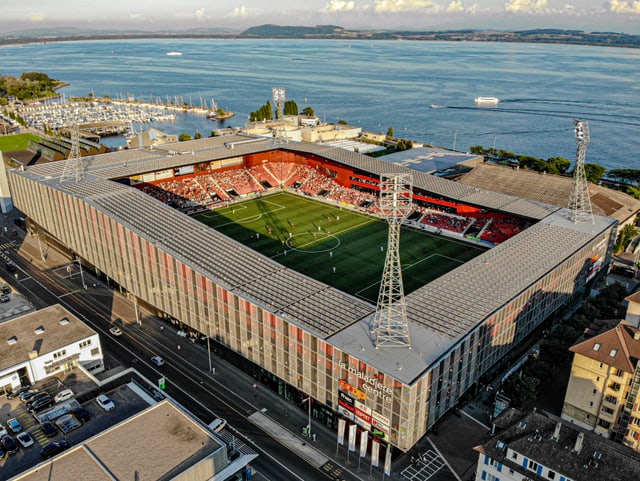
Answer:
[29,395,53,413]
[26,392,50,409]
[208,418,227,433]
[0,446,5,458]
[71,406,91,423]
[151,356,165,367]
[40,421,58,437]
[109,326,123,336]
[54,389,75,404]
[0,283,10,294]
[40,440,70,459]
[0,426,7,437]
[16,432,34,448]
[7,385,29,399]
[0,294,9,303]
[55,414,81,434]
[7,418,22,433]
[20,389,39,402]
[5,260,16,272]
[1,434,19,455]
[96,394,115,411]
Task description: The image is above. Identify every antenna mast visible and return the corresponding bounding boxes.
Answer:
[569,119,594,224]
[372,173,413,349]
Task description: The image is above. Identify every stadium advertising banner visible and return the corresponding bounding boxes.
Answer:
[338,391,356,421]
[354,400,372,430]
[371,412,390,441]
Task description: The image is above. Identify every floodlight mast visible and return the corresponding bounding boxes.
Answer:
[569,119,594,224]
[272,87,287,144]
[372,173,413,349]
[59,119,84,184]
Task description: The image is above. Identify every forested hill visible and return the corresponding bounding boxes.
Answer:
[240,25,640,48]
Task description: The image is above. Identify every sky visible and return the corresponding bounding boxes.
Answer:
[1,1,640,35]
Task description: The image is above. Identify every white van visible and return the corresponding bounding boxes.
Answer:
[54,389,75,404]
[208,418,227,433]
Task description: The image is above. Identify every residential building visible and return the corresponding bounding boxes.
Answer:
[474,409,640,481]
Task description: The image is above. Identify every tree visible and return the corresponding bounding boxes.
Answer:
[194,131,202,139]
[302,106,315,117]
[178,133,192,142]
[582,163,607,183]
[284,100,298,115]
[614,223,638,253]
[547,157,571,175]
[386,127,394,138]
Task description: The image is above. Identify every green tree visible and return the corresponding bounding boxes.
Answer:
[302,106,315,117]
[194,131,202,139]
[582,163,607,183]
[284,100,298,115]
[625,185,640,201]
[178,133,192,142]
[386,127,394,138]
[547,157,571,175]
[614,223,638,253]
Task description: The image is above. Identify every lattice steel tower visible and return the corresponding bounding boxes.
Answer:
[59,122,84,184]
[272,87,288,144]
[569,119,594,224]
[372,173,413,349]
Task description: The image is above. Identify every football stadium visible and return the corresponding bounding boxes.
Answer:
[6,134,617,451]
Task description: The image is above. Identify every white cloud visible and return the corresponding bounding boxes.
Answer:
[607,0,640,13]
[228,6,249,18]
[194,8,206,20]
[323,0,356,12]
[447,1,464,12]
[504,0,548,13]
[374,0,442,13]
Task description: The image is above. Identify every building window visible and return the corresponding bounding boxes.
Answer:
[604,395,617,404]
[79,339,91,349]
[610,382,621,392]
[589,401,594,407]
[609,349,617,357]
[548,471,556,480]
[593,343,601,351]
[511,452,517,460]
[601,406,614,415]
[528,460,539,472]
[53,349,67,359]
[631,417,640,426]
[597,419,611,429]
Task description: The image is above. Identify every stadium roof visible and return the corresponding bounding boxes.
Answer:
[458,163,640,224]
[13,135,617,383]
[378,146,482,174]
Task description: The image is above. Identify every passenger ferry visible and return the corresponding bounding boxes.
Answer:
[166,52,183,56]
[474,96,500,105]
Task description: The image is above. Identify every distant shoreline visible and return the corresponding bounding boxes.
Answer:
[1,27,639,49]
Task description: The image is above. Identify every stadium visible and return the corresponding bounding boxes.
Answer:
[6,133,617,452]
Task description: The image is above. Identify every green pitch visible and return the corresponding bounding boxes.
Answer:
[194,191,485,303]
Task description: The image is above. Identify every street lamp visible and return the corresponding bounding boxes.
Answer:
[303,396,312,440]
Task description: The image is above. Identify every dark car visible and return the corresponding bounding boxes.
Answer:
[29,395,53,413]
[5,261,16,272]
[0,284,10,294]
[20,389,39,402]
[7,386,30,399]
[40,440,70,459]
[72,406,91,423]
[1,434,19,455]
[26,392,50,408]
[40,421,58,438]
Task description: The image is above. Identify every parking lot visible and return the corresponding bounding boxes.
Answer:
[0,380,150,479]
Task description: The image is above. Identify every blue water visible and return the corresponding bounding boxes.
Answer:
[2,39,639,171]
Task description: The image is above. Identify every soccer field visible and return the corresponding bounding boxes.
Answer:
[194,192,485,303]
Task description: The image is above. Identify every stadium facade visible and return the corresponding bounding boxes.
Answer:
[7,134,617,452]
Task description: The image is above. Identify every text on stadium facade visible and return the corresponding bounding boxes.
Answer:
[338,361,393,404]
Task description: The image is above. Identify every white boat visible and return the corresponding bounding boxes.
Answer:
[474,96,500,105]
[429,104,445,109]
[166,52,183,56]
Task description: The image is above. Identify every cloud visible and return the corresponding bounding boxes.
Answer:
[228,6,249,18]
[28,12,47,22]
[374,0,442,13]
[323,0,356,12]
[447,1,464,12]
[607,0,640,13]
[504,0,548,13]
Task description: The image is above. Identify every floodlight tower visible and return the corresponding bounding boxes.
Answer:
[59,121,84,184]
[569,119,594,224]
[272,87,287,144]
[372,173,413,349]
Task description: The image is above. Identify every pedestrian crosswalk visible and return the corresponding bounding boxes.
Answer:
[0,241,16,250]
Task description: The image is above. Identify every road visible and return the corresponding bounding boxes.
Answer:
[1,240,344,481]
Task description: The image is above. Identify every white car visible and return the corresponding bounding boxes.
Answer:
[109,326,123,336]
[16,431,35,448]
[177,330,188,338]
[96,394,115,411]
[151,356,165,367]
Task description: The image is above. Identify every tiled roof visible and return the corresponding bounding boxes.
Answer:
[570,320,640,373]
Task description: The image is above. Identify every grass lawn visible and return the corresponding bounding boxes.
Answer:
[0,133,39,152]
[194,191,485,302]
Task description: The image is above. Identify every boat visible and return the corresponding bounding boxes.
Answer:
[166,52,183,56]
[474,96,500,105]
[429,104,445,109]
